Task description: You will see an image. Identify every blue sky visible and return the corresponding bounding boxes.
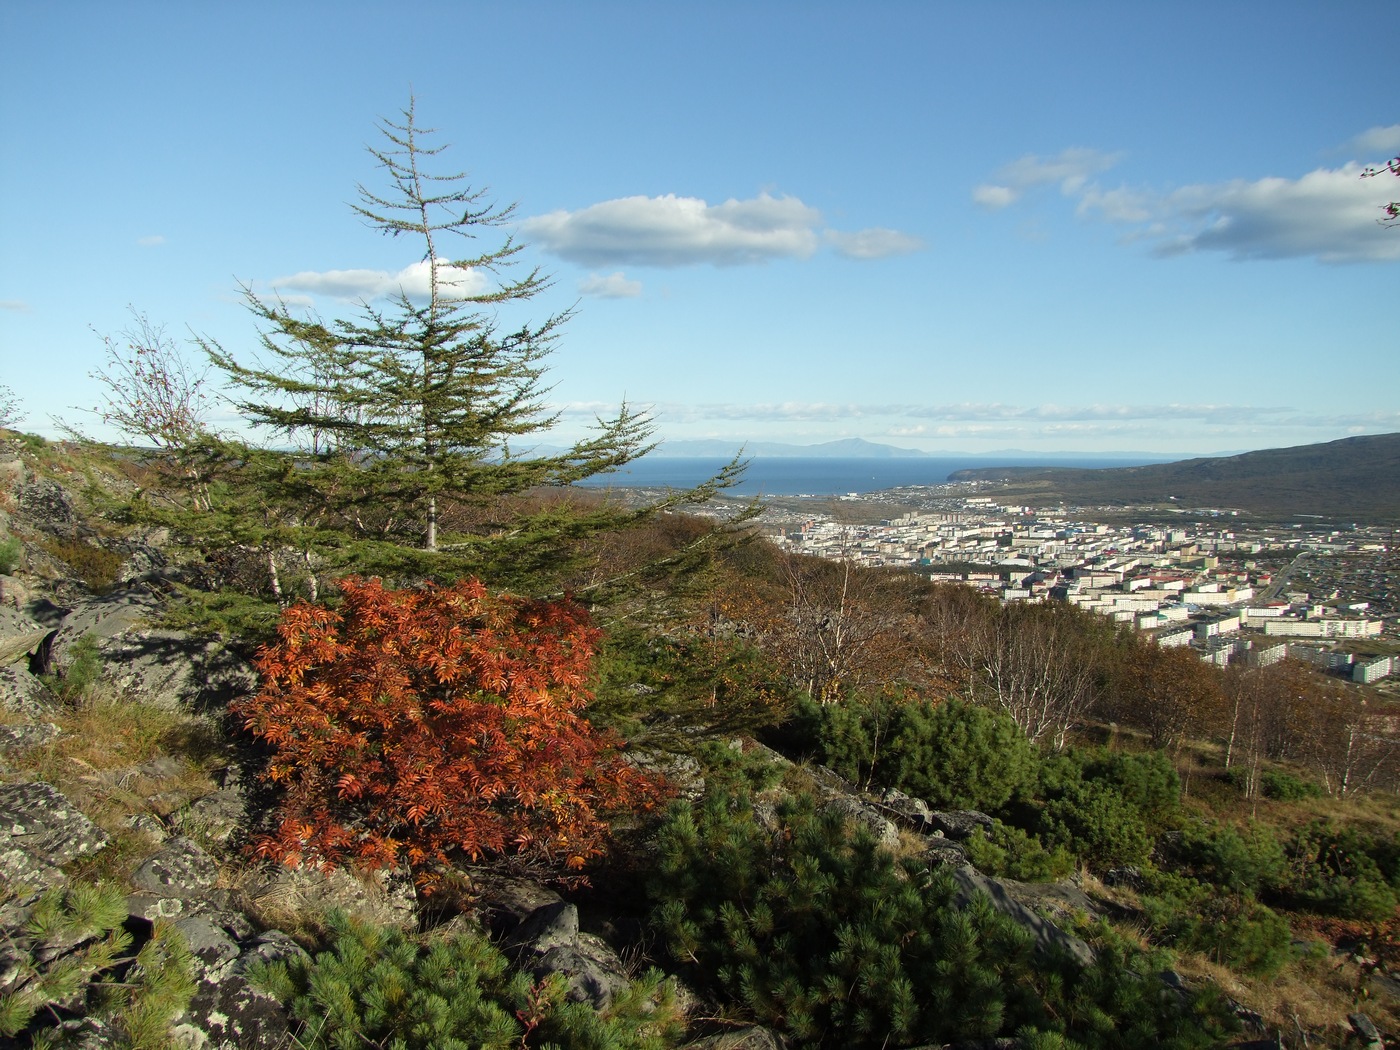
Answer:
[2,1,1396,457]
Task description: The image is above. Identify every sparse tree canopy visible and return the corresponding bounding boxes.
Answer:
[202,97,735,588]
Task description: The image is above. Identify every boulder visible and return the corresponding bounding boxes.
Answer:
[928,810,995,840]
[0,664,51,716]
[822,795,900,847]
[172,786,248,845]
[0,782,109,876]
[505,901,632,1009]
[48,586,256,712]
[880,787,934,830]
[1349,1013,1385,1050]
[950,865,1095,968]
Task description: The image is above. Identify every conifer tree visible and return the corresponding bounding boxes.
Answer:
[203,97,740,590]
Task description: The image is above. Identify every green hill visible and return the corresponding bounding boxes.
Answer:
[948,432,1400,520]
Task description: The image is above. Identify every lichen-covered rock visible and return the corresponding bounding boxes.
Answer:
[880,786,934,830]
[0,781,109,867]
[131,836,220,897]
[172,786,247,844]
[0,663,51,716]
[950,864,1094,968]
[47,587,256,713]
[822,795,900,847]
[247,861,418,933]
[928,810,996,840]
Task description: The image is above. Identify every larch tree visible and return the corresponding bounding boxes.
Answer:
[203,97,738,592]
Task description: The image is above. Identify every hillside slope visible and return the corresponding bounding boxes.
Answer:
[948,432,1400,519]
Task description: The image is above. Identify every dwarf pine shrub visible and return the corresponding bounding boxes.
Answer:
[248,910,683,1050]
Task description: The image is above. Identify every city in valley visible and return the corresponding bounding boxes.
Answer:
[677,480,1400,693]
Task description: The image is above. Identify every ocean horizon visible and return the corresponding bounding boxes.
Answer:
[575,455,1154,497]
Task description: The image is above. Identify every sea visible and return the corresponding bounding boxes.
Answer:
[574,456,1156,498]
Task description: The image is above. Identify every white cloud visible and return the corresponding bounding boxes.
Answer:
[1349,124,1400,157]
[972,184,1018,210]
[523,192,923,268]
[0,300,29,312]
[972,148,1124,209]
[1141,165,1400,262]
[137,234,166,247]
[269,259,489,302]
[579,271,643,298]
[523,192,823,267]
[826,227,925,259]
[978,143,1400,262]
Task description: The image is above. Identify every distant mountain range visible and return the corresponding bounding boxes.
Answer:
[949,432,1400,520]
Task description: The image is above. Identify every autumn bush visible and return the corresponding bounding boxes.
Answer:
[234,576,664,887]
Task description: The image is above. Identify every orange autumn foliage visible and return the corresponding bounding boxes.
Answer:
[234,576,664,886]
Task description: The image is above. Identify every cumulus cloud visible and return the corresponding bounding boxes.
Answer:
[522,192,822,267]
[579,271,643,298]
[137,234,166,247]
[977,138,1400,262]
[1142,165,1400,262]
[972,148,1124,209]
[269,259,489,302]
[825,227,925,259]
[522,192,921,268]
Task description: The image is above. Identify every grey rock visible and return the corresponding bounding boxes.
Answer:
[923,837,970,867]
[505,901,632,1009]
[47,586,256,712]
[0,720,60,751]
[1103,866,1145,891]
[469,871,565,929]
[506,900,580,956]
[176,974,295,1050]
[928,810,995,840]
[0,627,48,666]
[131,836,219,898]
[172,787,247,844]
[175,916,242,980]
[822,795,900,846]
[0,663,51,715]
[1349,1012,1385,1050]
[0,844,67,892]
[535,937,631,1007]
[0,781,109,866]
[249,861,418,932]
[880,787,934,829]
[950,865,1095,968]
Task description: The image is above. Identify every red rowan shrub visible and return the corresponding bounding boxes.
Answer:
[234,576,663,888]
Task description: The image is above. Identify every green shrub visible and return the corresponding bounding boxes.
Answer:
[1083,751,1181,830]
[811,696,1040,812]
[1172,822,1288,899]
[0,536,20,574]
[1037,780,1153,871]
[1259,769,1324,801]
[1284,821,1399,922]
[965,821,1075,883]
[1141,884,1295,978]
[0,882,194,1044]
[249,910,682,1050]
[649,788,1232,1049]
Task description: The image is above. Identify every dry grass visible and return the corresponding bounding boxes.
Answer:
[3,688,228,849]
